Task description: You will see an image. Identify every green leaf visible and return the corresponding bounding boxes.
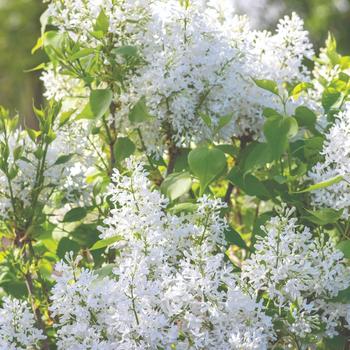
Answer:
[1,277,28,298]
[291,82,313,99]
[296,175,343,193]
[227,168,270,199]
[129,97,151,123]
[263,108,283,119]
[263,116,297,160]
[322,88,341,113]
[173,148,190,172]
[56,237,80,259]
[24,63,46,73]
[70,48,95,60]
[94,9,109,33]
[304,208,343,225]
[113,137,136,164]
[330,286,350,304]
[89,89,113,119]
[76,102,94,120]
[253,79,279,95]
[215,144,238,157]
[54,154,74,166]
[325,33,341,66]
[224,226,247,249]
[294,106,316,130]
[27,128,41,142]
[70,224,100,248]
[216,114,232,131]
[90,236,123,251]
[303,136,324,160]
[337,240,350,259]
[241,142,272,173]
[188,146,226,195]
[63,207,88,223]
[317,336,346,350]
[199,112,212,128]
[59,109,76,126]
[43,31,65,62]
[161,172,192,201]
[91,31,104,40]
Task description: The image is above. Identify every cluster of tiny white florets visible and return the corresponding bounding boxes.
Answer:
[0,297,45,350]
[40,67,84,103]
[241,207,350,339]
[50,160,275,349]
[309,105,350,218]
[44,0,313,153]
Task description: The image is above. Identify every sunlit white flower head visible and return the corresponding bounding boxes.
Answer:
[241,207,350,339]
[309,105,350,218]
[45,0,313,154]
[52,161,275,349]
[0,297,45,350]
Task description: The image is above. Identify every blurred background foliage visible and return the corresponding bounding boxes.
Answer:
[0,0,349,122]
[0,0,45,127]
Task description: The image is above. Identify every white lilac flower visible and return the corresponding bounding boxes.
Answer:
[45,0,313,154]
[40,67,84,103]
[309,105,350,218]
[241,207,350,339]
[0,297,45,350]
[51,161,275,349]
[50,253,120,350]
[121,7,314,153]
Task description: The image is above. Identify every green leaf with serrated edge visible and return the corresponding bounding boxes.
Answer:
[90,236,123,251]
[90,89,113,119]
[295,175,343,193]
[188,146,226,195]
[161,172,192,201]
